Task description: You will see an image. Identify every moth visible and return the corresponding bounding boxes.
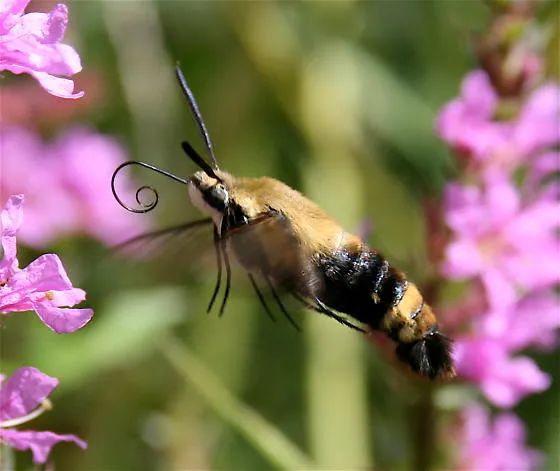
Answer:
[112,65,455,380]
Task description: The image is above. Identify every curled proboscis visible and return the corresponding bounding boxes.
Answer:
[111,160,189,214]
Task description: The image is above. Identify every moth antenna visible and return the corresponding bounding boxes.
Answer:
[112,160,189,214]
[175,62,219,169]
[181,141,222,181]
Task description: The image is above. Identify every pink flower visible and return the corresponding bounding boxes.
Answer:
[443,173,560,310]
[455,405,543,470]
[0,126,149,248]
[437,70,560,172]
[0,367,86,464]
[514,84,560,156]
[436,70,510,162]
[454,337,550,407]
[0,1,83,99]
[0,195,93,333]
[525,151,560,201]
[481,291,560,352]
[53,127,151,245]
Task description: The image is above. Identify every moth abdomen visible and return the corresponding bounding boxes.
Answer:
[314,241,455,380]
[395,328,455,380]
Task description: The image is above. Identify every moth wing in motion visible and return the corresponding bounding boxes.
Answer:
[112,218,223,290]
[211,175,366,331]
[113,218,212,256]
[220,206,364,332]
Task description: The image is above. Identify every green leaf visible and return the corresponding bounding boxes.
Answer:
[24,287,186,390]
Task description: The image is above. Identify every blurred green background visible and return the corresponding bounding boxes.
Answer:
[3,1,558,470]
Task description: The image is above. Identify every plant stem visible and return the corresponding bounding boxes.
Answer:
[159,336,315,470]
[412,385,436,471]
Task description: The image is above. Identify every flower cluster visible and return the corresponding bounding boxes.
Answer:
[0,195,91,463]
[0,0,83,98]
[0,126,149,248]
[439,70,560,407]
[438,71,558,175]
[0,367,87,464]
[454,405,543,470]
[1,195,93,332]
[1,4,92,464]
[437,69,559,468]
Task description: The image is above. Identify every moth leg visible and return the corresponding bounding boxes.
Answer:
[265,277,300,331]
[248,274,276,322]
[218,219,232,317]
[206,226,222,314]
[218,244,232,317]
[314,298,366,332]
[292,293,364,333]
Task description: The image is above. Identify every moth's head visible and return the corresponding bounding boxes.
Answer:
[188,169,233,224]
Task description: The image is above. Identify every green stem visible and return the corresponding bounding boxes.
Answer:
[159,337,315,470]
[412,385,436,471]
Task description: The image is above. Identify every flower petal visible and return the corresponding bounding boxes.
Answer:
[8,254,74,294]
[0,64,83,99]
[0,367,57,421]
[481,356,550,408]
[458,405,544,471]
[443,238,484,278]
[32,302,93,333]
[44,4,68,44]
[0,428,86,464]
[0,0,29,28]
[0,194,24,277]
[30,71,84,99]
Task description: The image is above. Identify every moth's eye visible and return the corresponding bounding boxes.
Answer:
[204,183,228,211]
[212,184,228,203]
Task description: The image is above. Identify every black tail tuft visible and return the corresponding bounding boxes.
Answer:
[396,330,455,380]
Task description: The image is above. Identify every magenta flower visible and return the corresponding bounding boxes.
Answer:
[437,70,560,172]
[0,126,149,248]
[0,0,83,98]
[0,367,86,464]
[454,337,550,407]
[436,70,509,162]
[455,405,543,470]
[525,151,560,201]
[514,84,560,156]
[443,172,560,310]
[481,290,560,352]
[0,194,93,333]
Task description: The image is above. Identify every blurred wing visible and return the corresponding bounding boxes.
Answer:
[224,211,364,332]
[113,218,213,259]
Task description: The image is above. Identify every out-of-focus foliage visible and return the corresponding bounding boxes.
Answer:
[2,1,558,470]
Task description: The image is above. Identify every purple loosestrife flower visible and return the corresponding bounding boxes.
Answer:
[526,151,560,201]
[437,70,560,173]
[0,126,149,248]
[455,405,543,471]
[0,194,93,333]
[454,337,550,407]
[0,367,86,464]
[0,0,83,98]
[450,288,559,407]
[442,172,559,406]
[443,172,560,310]
[437,70,508,163]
